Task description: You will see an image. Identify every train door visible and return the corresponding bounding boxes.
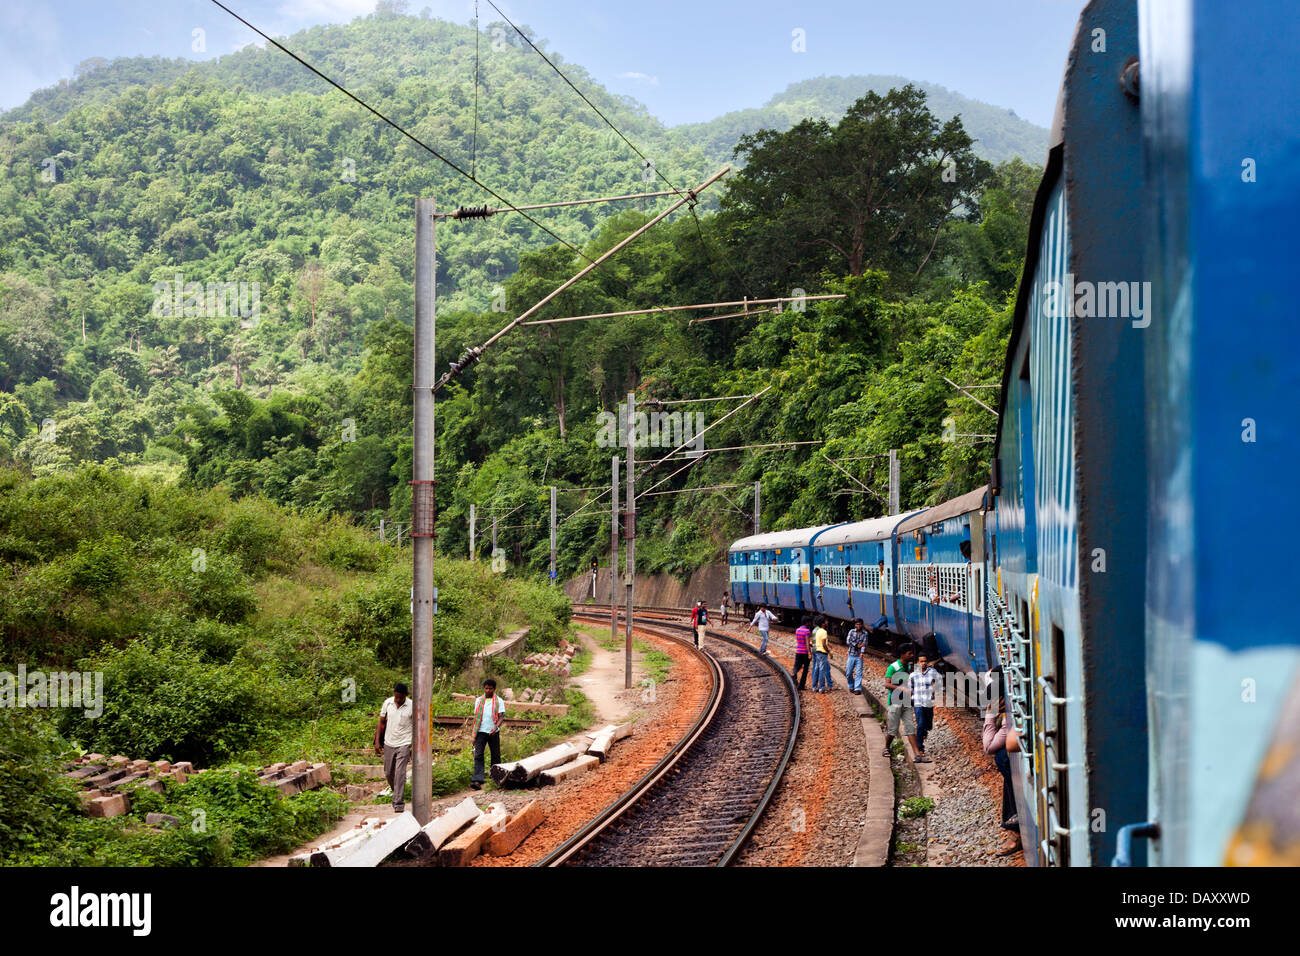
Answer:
[790,546,800,613]
[967,512,986,669]
[811,547,825,614]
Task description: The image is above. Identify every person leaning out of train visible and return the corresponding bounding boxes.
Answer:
[747,605,777,655]
[844,618,868,695]
[883,645,922,760]
[982,666,1021,855]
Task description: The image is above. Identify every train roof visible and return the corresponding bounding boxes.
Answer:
[895,485,989,536]
[814,510,926,546]
[728,526,836,552]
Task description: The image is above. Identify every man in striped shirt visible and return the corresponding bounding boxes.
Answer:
[908,654,940,757]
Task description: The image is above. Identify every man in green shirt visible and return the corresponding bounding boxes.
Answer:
[883,645,925,761]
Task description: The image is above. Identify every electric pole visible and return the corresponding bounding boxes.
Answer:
[549,486,557,586]
[469,503,476,561]
[753,480,761,535]
[624,392,636,689]
[611,455,619,648]
[889,449,901,514]
[410,197,436,826]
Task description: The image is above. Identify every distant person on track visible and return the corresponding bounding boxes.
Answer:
[747,605,777,654]
[884,646,923,762]
[792,616,812,690]
[690,600,709,648]
[909,653,940,758]
[811,616,832,692]
[374,681,413,812]
[470,678,507,791]
[845,618,868,695]
[719,592,729,625]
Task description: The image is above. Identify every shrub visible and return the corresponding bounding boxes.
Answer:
[59,639,269,764]
[0,709,80,863]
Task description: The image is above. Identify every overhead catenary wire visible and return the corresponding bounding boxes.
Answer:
[520,294,845,326]
[436,167,730,390]
[208,0,659,306]
[483,0,679,194]
[481,0,739,296]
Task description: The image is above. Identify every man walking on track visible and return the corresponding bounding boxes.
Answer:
[471,678,507,790]
[690,600,709,648]
[374,681,413,812]
[792,617,812,690]
[845,618,868,694]
[747,605,776,654]
[883,646,924,762]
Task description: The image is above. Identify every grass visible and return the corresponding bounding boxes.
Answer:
[899,796,935,820]
[896,839,920,853]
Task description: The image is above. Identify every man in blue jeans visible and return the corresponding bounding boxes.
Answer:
[747,605,776,654]
[844,618,868,694]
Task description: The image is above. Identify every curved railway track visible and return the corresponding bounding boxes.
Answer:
[540,611,799,867]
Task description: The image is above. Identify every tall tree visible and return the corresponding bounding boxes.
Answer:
[720,85,991,293]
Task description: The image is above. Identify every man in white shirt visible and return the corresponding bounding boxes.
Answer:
[471,678,507,791]
[747,605,777,654]
[373,682,413,812]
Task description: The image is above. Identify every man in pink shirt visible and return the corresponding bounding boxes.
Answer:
[792,617,812,690]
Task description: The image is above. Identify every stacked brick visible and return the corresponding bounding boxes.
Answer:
[63,754,196,819]
[255,760,333,796]
[65,754,334,819]
[520,640,577,678]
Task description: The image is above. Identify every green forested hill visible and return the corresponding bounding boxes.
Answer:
[0,8,1039,582]
[673,75,1048,168]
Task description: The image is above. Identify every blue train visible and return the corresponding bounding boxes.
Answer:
[729,0,1300,867]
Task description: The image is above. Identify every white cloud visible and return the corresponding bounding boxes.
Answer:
[617,71,659,86]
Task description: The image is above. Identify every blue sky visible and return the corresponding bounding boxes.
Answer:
[1,0,1085,127]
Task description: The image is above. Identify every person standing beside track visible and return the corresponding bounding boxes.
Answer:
[719,592,729,625]
[909,653,940,758]
[811,616,832,692]
[983,665,1021,845]
[845,618,868,695]
[690,600,709,648]
[747,605,776,654]
[883,646,925,762]
[792,617,812,690]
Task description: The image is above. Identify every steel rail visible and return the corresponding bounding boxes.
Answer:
[539,610,798,866]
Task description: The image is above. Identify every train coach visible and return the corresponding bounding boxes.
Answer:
[728,0,1300,868]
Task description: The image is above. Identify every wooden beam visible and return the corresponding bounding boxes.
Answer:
[439,803,507,866]
[539,754,599,786]
[486,800,545,856]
